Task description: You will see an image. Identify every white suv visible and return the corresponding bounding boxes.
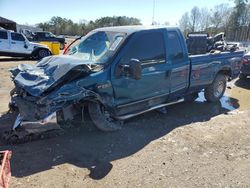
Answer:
[0,29,51,59]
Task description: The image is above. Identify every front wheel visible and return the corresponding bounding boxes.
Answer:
[204,74,227,102]
[36,49,50,60]
[88,101,122,132]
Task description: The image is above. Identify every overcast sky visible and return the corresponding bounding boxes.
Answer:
[0,0,234,26]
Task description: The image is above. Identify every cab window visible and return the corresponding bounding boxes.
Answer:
[167,31,184,62]
[0,31,8,39]
[120,31,166,65]
[11,33,25,41]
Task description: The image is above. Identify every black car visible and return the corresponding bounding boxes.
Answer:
[33,31,66,50]
[239,52,250,79]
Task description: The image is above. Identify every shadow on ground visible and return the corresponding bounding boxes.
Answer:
[0,95,239,180]
[0,57,33,62]
[235,77,250,90]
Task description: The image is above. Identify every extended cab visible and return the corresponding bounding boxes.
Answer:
[10,26,243,132]
[0,29,51,59]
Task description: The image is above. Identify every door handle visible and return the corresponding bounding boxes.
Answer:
[11,42,16,44]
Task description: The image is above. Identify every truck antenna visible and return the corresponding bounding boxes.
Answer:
[152,0,156,25]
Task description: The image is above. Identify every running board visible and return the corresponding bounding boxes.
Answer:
[115,98,185,120]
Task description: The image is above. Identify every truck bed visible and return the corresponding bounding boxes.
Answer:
[189,51,244,90]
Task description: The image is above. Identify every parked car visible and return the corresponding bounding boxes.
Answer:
[32,31,66,50]
[239,52,250,79]
[0,29,51,59]
[8,26,243,138]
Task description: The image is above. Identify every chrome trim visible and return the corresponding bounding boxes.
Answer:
[115,99,184,120]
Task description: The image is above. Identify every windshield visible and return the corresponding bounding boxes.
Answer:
[66,31,125,64]
[48,32,56,37]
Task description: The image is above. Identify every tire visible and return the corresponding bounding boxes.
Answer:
[88,101,122,132]
[239,73,247,80]
[37,49,50,60]
[60,43,65,50]
[204,74,227,102]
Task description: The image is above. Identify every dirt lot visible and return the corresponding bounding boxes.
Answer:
[1,57,250,187]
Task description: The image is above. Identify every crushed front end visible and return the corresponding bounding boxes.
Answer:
[4,55,102,143]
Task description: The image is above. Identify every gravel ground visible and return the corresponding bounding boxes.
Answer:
[0,57,250,187]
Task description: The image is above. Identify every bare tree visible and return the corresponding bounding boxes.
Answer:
[179,12,191,35]
[178,1,250,41]
[199,7,211,31]
[190,6,201,32]
[210,4,232,33]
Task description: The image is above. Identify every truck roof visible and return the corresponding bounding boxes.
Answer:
[94,25,179,35]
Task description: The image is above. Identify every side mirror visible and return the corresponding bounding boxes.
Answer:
[129,59,142,80]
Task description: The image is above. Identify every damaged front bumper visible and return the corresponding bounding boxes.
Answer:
[13,112,60,133]
[10,80,103,131]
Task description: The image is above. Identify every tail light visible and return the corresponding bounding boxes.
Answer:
[242,57,249,65]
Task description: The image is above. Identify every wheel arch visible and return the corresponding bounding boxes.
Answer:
[216,67,233,81]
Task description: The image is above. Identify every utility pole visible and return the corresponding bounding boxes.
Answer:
[152,0,156,25]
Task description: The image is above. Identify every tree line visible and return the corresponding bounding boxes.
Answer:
[179,0,250,41]
[37,16,141,36]
[36,1,249,41]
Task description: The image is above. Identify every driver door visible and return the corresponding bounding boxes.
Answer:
[111,29,171,114]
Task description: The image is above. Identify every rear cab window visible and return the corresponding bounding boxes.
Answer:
[167,31,184,62]
[0,31,8,39]
[11,33,25,41]
[120,31,166,66]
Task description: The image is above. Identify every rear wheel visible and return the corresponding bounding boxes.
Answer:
[88,101,122,132]
[204,74,227,102]
[36,49,50,60]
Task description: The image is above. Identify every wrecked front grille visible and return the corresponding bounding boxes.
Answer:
[13,96,49,121]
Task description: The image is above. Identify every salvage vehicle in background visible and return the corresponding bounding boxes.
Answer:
[0,29,51,59]
[32,31,66,50]
[4,26,243,143]
[186,32,240,55]
[239,52,250,79]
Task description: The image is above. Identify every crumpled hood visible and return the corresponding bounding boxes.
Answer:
[11,55,97,97]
